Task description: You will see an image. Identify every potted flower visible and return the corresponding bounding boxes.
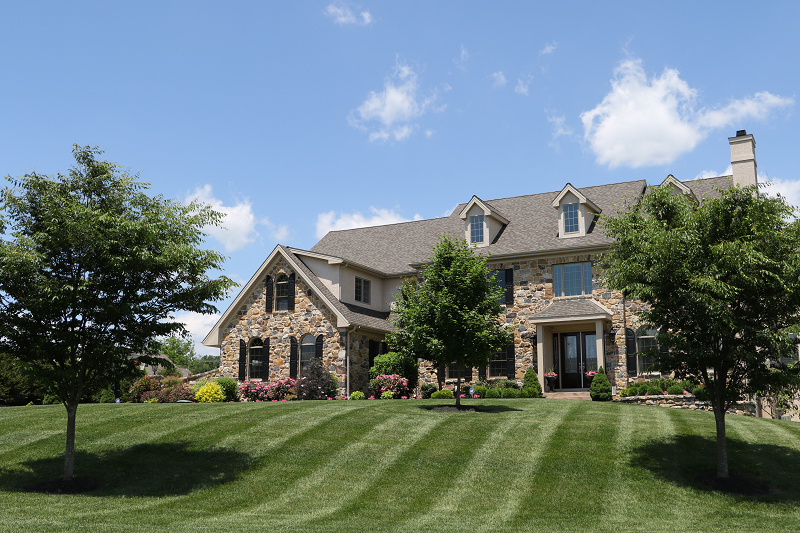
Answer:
[544,369,558,392]
[584,370,598,387]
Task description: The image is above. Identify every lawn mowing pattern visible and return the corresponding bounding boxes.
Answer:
[2,400,800,532]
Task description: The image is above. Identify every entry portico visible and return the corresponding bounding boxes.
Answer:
[532,299,612,391]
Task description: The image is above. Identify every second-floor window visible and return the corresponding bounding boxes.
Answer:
[355,277,371,304]
[275,274,289,310]
[470,215,484,243]
[553,262,592,297]
[563,204,579,234]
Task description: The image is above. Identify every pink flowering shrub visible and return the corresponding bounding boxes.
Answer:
[369,374,411,399]
[239,378,296,402]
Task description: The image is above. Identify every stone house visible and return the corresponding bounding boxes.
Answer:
[202,131,759,397]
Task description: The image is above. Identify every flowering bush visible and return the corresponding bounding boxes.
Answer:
[140,390,161,403]
[196,382,225,403]
[369,374,411,399]
[163,384,195,402]
[129,376,161,402]
[239,378,296,402]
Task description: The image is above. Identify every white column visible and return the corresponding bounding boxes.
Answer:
[537,325,545,391]
[595,320,604,371]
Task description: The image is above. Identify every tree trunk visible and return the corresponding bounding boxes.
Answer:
[455,374,461,407]
[714,381,729,479]
[63,402,78,481]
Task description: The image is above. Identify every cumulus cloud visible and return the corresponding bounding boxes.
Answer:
[324,1,372,25]
[186,185,288,251]
[170,310,221,357]
[580,58,793,168]
[316,207,422,238]
[454,45,469,72]
[694,165,733,181]
[349,58,440,142]
[540,41,558,56]
[763,175,800,210]
[491,71,507,88]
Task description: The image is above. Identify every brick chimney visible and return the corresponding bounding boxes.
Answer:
[728,130,757,187]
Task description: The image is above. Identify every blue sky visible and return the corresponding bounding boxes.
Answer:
[2,1,798,355]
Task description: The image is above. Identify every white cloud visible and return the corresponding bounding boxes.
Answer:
[171,310,221,357]
[349,58,440,142]
[454,45,469,72]
[491,71,507,88]
[540,41,558,56]
[764,175,800,209]
[185,185,288,251]
[580,58,793,168]
[316,207,422,238]
[438,205,457,217]
[694,165,732,181]
[425,129,434,138]
[546,111,573,149]
[324,1,372,25]
[515,78,529,96]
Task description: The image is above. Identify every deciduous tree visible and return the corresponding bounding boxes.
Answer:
[0,145,236,482]
[602,183,800,478]
[388,235,513,407]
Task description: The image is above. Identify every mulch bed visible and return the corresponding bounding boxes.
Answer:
[694,471,771,496]
[25,478,104,494]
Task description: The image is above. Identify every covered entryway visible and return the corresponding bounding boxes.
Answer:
[530,298,613,391]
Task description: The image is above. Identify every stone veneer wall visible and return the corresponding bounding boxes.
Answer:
[218,256,349,396]
[416,254,645,392]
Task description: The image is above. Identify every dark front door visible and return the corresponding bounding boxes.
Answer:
[559,332,599,389]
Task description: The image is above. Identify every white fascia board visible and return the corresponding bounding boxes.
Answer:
[529,313,610,325]
[458,196,510,224]
[551,183,602,214]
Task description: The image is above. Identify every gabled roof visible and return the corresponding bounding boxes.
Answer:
[458,195,510,224]
[661,174,698,203]
[551,183,602,213]
[202,245,393,348]
[529,298,612,324]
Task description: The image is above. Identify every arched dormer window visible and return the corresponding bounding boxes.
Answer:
[275,274,289,311]
[249,338,264,379]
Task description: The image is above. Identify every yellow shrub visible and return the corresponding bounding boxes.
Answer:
[195,382,225,403]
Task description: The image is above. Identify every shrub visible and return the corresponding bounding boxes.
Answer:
[420,383,438,399]
[161,376,183,390]
[369,374,411,399]
[380,390,394,400]
[369,352,418,385]
[296,358,338,400]
[141,390,161,403]
[520,387,541,398]
[590,367,612,401]
[484,387,501,399]
[160,365,181,378]
[645,384,662,396]
[667,384,685,395]
[239,378,295,402]
[473,385,488,399]
[98,388,116,403]
[195,382,225,403]
[431,389,454,399]
[692,385,708,400]
[501,388,521,399]
[349,391,365,400]
[164,384,195,402]
[523,367,543,398]
[129,376,161,403]
[191,378,211,393]
[490,379,520,390]
[215,378,239,402]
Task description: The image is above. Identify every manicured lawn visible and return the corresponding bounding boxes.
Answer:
[2,399,800,532]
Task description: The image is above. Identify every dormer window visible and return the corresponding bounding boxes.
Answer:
[470,215,484,243]
[563,204,579,234]
[552,183,601,239]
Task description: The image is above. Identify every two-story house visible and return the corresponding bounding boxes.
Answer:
[202,131,759,397]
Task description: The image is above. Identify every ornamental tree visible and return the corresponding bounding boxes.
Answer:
[0,145,236,482]
[602,183,800,479]
[387,235,513,407]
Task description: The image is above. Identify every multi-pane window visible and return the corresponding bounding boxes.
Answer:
[447,362,471,380]
[301,334,316,369]
[470,215,484,243]
[637,327,659,374]
[249,338,263,379]
[489,348,508,378]
[553,262,592,297]
[355,277,371,304]
[275,274,289,311]
[563,204,579,234]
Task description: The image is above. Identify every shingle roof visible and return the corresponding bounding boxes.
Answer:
[311,177,731,275]
[530,298,612,322]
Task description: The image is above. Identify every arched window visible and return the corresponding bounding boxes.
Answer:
[301,334,316,370]
[275,274,289,311]
[636,327,659,375]
[249,338,263,379]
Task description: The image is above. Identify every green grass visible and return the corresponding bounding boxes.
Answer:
[2,399,800,532]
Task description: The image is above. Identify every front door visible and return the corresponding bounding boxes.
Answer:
[560,332,599,389]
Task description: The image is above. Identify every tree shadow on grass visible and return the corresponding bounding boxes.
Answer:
[0,441,252,497]
[629,434,800,502]
[417,404,523,413]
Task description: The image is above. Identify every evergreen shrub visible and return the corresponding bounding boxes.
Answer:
[522,367,543,397]
[484,387,501,399]
[501,388,521,398]
[215,377,239,402]
[369,352,418,384]
[667,384,685,395]
[589,367,612,401]
[473,385,488,399]
[420,383,438,399]
[431,389,454,399]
